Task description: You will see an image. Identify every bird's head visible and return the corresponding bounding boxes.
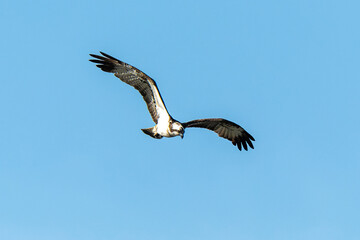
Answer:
[171,121,185,139]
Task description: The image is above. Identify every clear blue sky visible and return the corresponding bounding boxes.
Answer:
[1,0,359,239]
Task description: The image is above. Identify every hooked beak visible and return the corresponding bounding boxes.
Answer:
[180,129,184,139]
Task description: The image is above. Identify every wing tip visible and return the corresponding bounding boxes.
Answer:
[234,135,254,152]
[99,51,121,62]
[249,134,255,141]
[89,52,119,73]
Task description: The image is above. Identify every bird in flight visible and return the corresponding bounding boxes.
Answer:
[89,52,255,151]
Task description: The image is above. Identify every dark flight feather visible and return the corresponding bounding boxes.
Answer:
[89,52,170,124]
[183,118,255,151]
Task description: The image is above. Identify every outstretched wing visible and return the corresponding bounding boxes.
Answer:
[89,52,170,124]
[183,118,255,151]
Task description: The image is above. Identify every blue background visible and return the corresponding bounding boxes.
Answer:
[1,0,359,239]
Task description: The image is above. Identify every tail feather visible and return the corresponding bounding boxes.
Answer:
[141,127,162,139]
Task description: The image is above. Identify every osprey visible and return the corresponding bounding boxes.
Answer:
[89,52,255,151]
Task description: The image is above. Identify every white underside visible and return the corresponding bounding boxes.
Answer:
[156,115,174,137]
[149,79,180,138]
[155,113,181,138]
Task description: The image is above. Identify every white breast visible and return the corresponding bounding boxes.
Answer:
[156,115,172,137]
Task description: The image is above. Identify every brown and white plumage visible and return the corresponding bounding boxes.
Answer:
[89,52,255,151]
[183,118,255,151]
[89,51,169,124]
